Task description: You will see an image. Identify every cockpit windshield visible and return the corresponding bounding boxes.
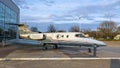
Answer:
[75,34,86,38]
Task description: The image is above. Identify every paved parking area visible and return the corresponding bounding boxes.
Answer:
[0,41,120,68]
[0,41,120,58]
[3,46,120,58]
[0,59,120,68]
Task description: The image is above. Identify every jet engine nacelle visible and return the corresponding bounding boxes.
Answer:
[28,34,46,40]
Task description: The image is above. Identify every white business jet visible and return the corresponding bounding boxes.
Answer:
[19,24,106,56]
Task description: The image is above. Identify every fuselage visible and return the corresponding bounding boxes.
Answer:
[20,32,106,47]
[43,32,106,47]
[19,25,106,47]
[18,24,106,56]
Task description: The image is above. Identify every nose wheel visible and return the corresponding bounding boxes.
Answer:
[53,44,58,49]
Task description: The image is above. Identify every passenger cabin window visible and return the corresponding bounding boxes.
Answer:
[75,34,86,38]
[66,35,69,38]
[62,35,64,38]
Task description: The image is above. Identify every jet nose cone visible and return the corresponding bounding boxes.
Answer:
[94,40,107,46]
[99,42,107,46]
[89,38,107,46]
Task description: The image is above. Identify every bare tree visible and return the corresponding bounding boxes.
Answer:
[31,26,38,32]
[82,28,100,38]
[47,24,56,32]
[98,21,117,39]
[117,26,120,33]
[69,25,80,32]
[57,30,66,32]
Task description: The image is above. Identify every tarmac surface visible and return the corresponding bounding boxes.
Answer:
[0,41,120,68]
[1,40,120,58]
[0,59,120,68]
[2,46,120,58]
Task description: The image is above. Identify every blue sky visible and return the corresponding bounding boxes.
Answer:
[13,0,120,31]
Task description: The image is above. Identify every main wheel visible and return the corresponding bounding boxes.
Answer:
[42,46,47,50]
[42,43,48,50]
[53,44,58,49]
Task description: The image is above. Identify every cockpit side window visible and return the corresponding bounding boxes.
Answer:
[75,34,86,38]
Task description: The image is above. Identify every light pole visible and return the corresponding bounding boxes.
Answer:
[106,12,115,22]
[79,17,82,32]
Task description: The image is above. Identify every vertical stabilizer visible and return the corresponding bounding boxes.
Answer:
[18,24,31,34]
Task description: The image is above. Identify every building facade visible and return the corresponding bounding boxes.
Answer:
[0,0,19,41]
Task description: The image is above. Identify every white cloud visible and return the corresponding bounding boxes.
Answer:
[14,0,120,25]
[118,24,120,27]
[20,15,54,23]
[54,18,95,24]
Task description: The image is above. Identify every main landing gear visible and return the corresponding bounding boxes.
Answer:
[53,44,58,49]
[42,43,58,50]
[42,43,98,57]
[42,43,48,50]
